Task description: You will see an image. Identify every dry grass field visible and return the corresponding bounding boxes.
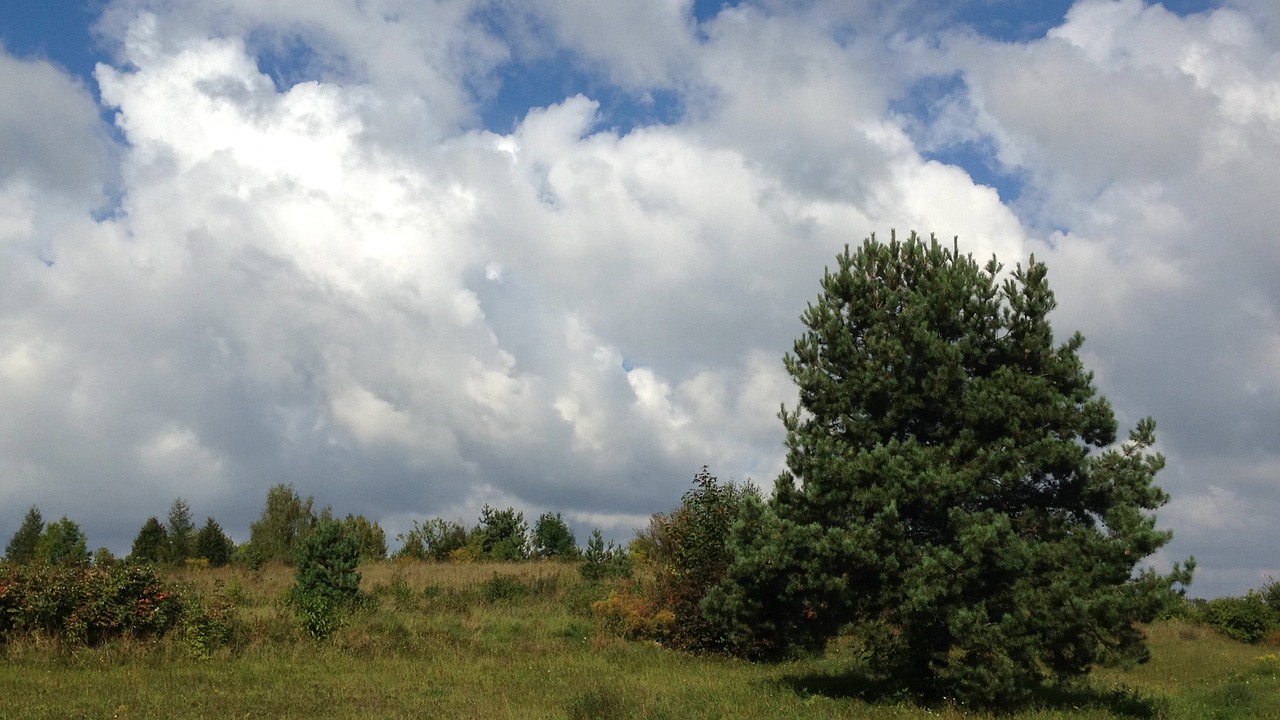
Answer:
[2,561,1277,719]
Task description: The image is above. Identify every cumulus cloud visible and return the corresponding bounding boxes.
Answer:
[939,0,1280,596]
[1,0,1276,598]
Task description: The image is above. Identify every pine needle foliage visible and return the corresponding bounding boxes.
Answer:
[706,232,1193,706]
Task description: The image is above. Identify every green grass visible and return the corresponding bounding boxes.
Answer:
[2,562,1278,719]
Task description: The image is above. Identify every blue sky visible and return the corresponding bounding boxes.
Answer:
[2,0,1279,601]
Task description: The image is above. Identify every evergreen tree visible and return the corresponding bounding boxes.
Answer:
[5,506,44,564]
[245,484,316,566]
[130,516,169,564]
[477,505,528,561]
[165,498,196,564]
[36,516,89,566]
[195,516,234,567]
[531,512,577,559]
[291,519,362,606]
[706,233,1192,706]
[288,518,362,639]
[579,529,631,581]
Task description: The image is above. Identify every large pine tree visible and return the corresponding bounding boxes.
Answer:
[707,232,1192,705]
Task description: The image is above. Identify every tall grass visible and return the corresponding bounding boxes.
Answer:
[1,561,1277,719]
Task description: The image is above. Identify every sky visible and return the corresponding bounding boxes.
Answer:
[0,0,1276,599]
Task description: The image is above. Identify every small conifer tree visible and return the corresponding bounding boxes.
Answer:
[130,517,169,564]
[289,519,361,639]
[5,506,44,564]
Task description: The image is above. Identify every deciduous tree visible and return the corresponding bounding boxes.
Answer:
[36,516,89,566]
[340,514,387,562]
[532,512,578,559]
[245,484,315,566]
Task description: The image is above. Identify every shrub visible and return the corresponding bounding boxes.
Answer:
[478,506,529,561]
[394,518,468,561]
[480,574,531,603]
[591,586,674,640]
[181,591,239,659]
[1197,593,1279,644]
[0,563,185,645]
[1261,578,1280,614]
[641,467,756,652]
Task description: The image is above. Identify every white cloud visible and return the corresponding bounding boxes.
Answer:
[1,1,1278,598]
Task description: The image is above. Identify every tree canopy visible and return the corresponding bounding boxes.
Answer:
[130,517,168,564]
[706,232,1192,705]
[165,498,196,565]
[36,516,89,566]
[195,517,235,567]
[532,512,578,559]
[245,484,316,566]
[5,506,44,564]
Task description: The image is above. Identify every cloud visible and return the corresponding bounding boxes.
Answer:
[1,1,1277,599]
[936,0,1280,597]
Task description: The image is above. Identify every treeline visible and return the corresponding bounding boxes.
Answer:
[2,483,621,570]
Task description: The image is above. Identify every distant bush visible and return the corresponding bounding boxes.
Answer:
[478,506,529,561]
[1194,593,1279,644]
[0,563,234,655]
[1261,578,1280,615]
[532,512,578,559]
[480,574,531,603]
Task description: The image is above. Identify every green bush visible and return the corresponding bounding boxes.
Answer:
[0,563,184,645]
[532,512,578,559]
[1196,593,1279,644]
[394,518,468,561]
[1261,578,1280,615]
[478,506,529,561]
[181,591,239,659]
[480,574,531,603]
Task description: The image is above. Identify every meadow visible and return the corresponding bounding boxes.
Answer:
[2,561,1277,720]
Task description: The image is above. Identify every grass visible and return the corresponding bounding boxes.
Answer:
[2,562,1278,719]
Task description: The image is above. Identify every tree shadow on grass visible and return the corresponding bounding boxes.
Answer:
[777,669,1167,718]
